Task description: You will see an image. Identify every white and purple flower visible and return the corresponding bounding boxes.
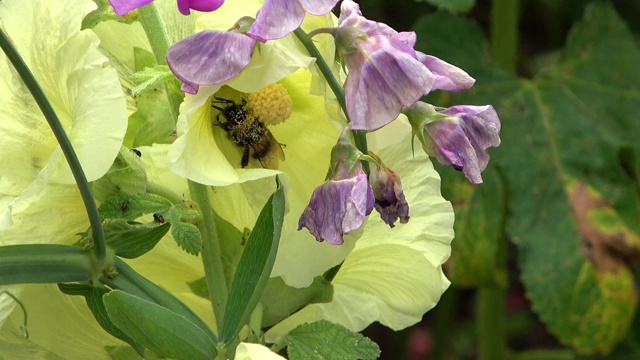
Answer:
[109,0,224,16]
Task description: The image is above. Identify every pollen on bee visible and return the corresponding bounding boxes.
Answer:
[247,83,292,126]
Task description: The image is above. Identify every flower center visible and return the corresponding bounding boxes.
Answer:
[247,83,292,126]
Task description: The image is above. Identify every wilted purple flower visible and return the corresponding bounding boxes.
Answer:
[333,0,476,131]
[167,29,255,94]
[369,153,409,227]
[298,160,374,245]
[247,0,339,42]
[408,103,500,184]
[109,0,223,16]
[298,133,374,245]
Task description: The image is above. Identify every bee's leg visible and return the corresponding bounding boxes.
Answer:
[241,147,250,168]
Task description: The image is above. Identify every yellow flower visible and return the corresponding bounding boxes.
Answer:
[0,0,127,330]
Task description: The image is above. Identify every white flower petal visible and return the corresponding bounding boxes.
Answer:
[236,342,286,360]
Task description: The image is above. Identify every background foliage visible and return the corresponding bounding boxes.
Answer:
[356,0,640,359]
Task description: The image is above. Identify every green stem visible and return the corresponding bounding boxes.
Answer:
[292,28,369,164]
[0,29,106,261]
[491,0,519,73]
[0,290,29,338]
[136,3,180,122]
[188,181,228,331]
[477,287,507,360]
[431,287,458,360]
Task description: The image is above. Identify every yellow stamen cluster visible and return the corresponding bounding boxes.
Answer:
[247,83,292,126]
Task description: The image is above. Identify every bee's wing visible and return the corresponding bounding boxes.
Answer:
[254,131,285,169]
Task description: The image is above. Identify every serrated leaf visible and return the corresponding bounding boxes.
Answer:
[261,276,333,327]
[171,221,202,255]
[98,193,172,221]
[418,0,474,13]
[219,185,285,344]
[57,284,144,356]
[442,165,507,287]
[284,320,380,360]
[130,65,175,96]
[103,290,217,360]
[415,4,640,354]
[102,219,171,258]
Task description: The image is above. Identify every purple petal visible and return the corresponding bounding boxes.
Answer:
[109,0,153,16]
[246,0,305,42]
[167,31,255,94]
[417,53,475,92]
[298,0,339,15]
[338,0,397,36]
[344,36,434,130]
[176,0,224,15]
[370,165,409,227]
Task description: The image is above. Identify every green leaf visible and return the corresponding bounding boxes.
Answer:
[130,65,175,96]
[103,258,217,345]
[284,320,380,360]
[170,221,202,255]
[442,165,508,287]
[103,290,217,360]
[57,284,144,356]
[415,4,640,354]
[261,276,333,327]
[418,0,474,13]
[102,219,171,259]
[219,185,285,344]
[91,148,148,202]
[0,245,91,285]
[98,192,172,221]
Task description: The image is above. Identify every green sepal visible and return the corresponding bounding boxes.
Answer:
[57,283,144,356]
[219,184,285,345]
[284,320,380,360]
[82,0,134,30]
[91,147,147,203]
[260,276,333,328]
[0,245,92,285]
[103,290,217,360]
[130,65,175,96]
[102,219,171,259]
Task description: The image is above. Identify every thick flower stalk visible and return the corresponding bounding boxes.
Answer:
[406,101,501,184]
[298,135,375,245]
[0,0,127,329]
[109,0,224,16]
[331,0,475,131]
[246,0,339,42]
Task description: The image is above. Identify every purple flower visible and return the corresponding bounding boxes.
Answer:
[369,154,409,227]
[334,0,476,131]
[109,0,223,16]
[298,161,374,245]
[422,104,501,184]
[246,0,339,42]
[167,29,255,94]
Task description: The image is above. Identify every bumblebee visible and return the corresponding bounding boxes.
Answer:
[212,97,285,168]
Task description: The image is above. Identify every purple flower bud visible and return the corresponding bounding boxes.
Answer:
[167,30,255,94]
[109,0,224,16]
[369,154,409,227]
[176,0,224,15]
[424,105,501,184]
[247,0,339,42]
[298,161,374,245]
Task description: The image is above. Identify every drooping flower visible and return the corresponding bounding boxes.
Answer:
[265,130,454,341]
[333,0,475,131]
[0,0,127,328]
[246,0,339,42]
[405,101,501,184]
[298,134,374,245]
[109,0,224,16]
[368,152,409,227]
